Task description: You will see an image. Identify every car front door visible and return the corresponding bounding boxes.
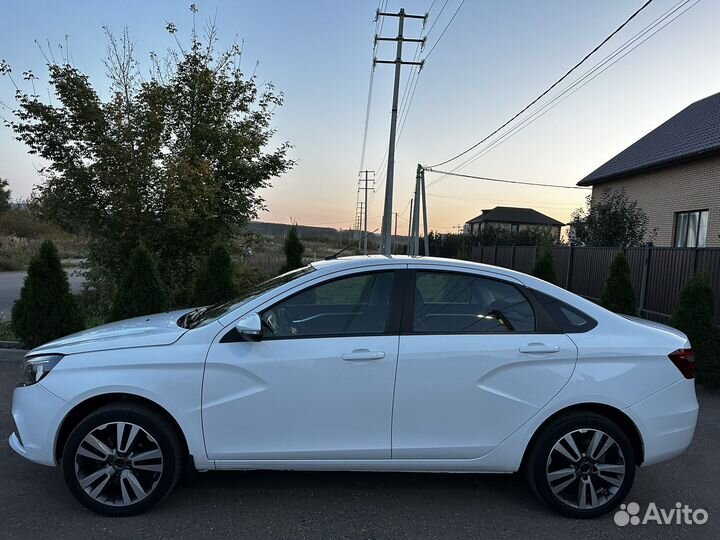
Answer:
[202,267,405,461]
[392,269,578,459]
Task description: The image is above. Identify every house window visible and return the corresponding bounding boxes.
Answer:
[674,210,708,247]
[510,224,519,233]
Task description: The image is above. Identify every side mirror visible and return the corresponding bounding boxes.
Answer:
[235,313,262,341]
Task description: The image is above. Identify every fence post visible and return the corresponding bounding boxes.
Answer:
[638,242,653,315]
[565,245,574,291]
[494,244,498,266]
[511,245,516,270]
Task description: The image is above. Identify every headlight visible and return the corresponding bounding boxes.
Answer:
[19,355,63,387]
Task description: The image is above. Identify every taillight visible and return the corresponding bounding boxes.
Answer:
[668,348,696,379]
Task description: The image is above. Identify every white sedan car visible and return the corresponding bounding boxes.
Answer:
[9,256,698,517]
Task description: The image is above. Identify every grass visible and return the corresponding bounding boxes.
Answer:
[0,209,87,271]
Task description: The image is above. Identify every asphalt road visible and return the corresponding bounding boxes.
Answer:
[0,358,717,540]
[0,269,85,319]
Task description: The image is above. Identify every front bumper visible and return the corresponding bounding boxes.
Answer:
[627,378,699,467]
[8,382,68,466]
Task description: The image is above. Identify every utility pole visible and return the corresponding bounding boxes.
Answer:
[375,8,426,255]
[358,170,375,254]
[393,212,399,254]
[420,166,429,256]
[408,164,430,256]
[406,198,413,255]
[354,201,365,241]
[410,165,422,256]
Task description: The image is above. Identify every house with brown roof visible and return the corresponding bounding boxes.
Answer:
[464,206,564,238]
[577,92,720,247]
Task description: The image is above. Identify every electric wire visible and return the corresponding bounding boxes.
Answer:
[426,0,656,168]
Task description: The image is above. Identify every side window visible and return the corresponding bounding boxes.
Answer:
[413,271,535,333]
[531,290,597,333]
[261,272,395,338]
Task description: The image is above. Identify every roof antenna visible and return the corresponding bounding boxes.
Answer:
[326,229,379,260]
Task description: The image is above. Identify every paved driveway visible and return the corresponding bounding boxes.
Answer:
[0,269,85,319]
[0,358,717,540]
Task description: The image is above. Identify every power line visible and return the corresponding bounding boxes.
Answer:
[358,63,376,172]
[425,169,591,190]
[424,0,450,38]
[422,0,465,61]
[425,0,699,189]
[426,192,582,208]
[464,0,698,162]
[353,0,388,234]
[426,0,656,168]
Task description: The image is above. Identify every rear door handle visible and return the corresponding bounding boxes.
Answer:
[342,349,385,361]
[519,343,561,354]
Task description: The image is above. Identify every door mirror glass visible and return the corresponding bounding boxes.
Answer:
[235,313,262,340]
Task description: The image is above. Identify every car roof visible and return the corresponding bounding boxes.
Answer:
[311,255,526,279]
[310,255,609,319]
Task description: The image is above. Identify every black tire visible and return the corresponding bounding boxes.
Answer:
[525,411,636,519]
[61,403,184,516]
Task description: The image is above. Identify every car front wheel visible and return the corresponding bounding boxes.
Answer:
[62,403,183,516]
[525,411,636,518]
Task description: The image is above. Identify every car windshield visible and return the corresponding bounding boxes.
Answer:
[178,265,316,328]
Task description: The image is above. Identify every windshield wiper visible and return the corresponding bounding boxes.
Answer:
[179,307,208,329]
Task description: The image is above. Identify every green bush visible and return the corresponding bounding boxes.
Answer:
[532,242,556,284]
[600,252,636,315]
[670,274,720,387]
[11,240,84,348]
[0,320,16,341]
[282,224,304,272]
[109,245,168,322]
[236,263,269,291]
[192,243,238,306]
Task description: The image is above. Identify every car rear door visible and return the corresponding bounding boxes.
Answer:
[392,268,578,459]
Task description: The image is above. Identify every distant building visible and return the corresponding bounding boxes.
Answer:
[464,206,564,239]
[577,92,720,247]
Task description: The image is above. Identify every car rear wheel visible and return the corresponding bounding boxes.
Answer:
[62,403,183,516]
[525,411,636,518]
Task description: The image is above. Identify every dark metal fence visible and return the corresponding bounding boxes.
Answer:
[470,245,720,325]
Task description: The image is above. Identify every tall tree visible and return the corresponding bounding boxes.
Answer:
[0,177,11,213]
[532,241,557,284]
[427,231,472,260]
[5,11,293,306]
[109,244,168,321]
[569,188,650,247]
[12,240,83,347]
[283,224,304,272]
[670,274,719,386]
[192,243,238,306]
[600,252,636,315]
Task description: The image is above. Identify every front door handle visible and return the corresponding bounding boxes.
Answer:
[342,349,385,361]
[519,343,561,354]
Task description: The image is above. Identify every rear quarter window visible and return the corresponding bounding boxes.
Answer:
[531,290,597,333]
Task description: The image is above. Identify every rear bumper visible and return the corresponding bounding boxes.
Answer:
[8,383,67,466]
[626,378,698,467]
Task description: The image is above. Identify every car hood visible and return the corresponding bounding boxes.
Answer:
[28,309,190,356]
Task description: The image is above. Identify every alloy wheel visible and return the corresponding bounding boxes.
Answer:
[545,428,626,510]
[74,421,164,507]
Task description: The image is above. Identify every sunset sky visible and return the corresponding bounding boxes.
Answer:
[1,0,719,232]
